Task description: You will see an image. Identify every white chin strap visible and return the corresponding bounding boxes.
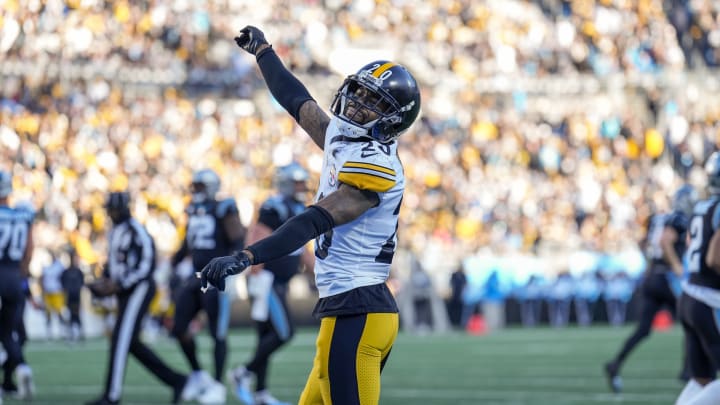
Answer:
[332,115,380,140]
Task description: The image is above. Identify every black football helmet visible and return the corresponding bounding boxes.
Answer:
[191,169,221,203]
[331,61,421,144]
[275,162,309,202]
[672,184,698,217]
[706,151,720,195]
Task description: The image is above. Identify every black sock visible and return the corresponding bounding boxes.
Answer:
[214,339,227,381]
[180,337,202,371]
[3,367,13,389]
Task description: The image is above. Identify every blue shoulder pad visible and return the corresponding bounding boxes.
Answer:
[667,212,689,233]
[14,207,35,223]
[216,198,239,218]
[261,196,290,222]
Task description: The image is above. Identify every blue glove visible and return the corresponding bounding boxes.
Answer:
[234,26,269,55]
[197,251,252,292]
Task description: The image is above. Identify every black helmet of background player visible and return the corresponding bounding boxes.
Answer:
[191,169,221,203]
[706,151,720,196]
[275,162,309,202]
[331,60,421,144]
[672,184,698,217]
[0,170,11,199]
[105,191,131,224]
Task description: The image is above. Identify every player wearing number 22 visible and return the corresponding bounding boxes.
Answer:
[675,151,720,405]
[170,169,246,403]
[200,25,421,405]
[603,184,696,392]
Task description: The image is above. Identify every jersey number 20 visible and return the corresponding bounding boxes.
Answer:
[314,195,402,263]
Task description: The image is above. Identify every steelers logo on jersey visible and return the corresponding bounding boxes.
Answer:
[328,163,338,187]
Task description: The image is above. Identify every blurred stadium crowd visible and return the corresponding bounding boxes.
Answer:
[1,0,720,302]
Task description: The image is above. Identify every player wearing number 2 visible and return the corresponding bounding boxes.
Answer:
[199,25,421,405]
[170,169,246,403]
[604,184,697,392]
[228,163,314,405]
[675,152,720,405]
[0,170,34,401]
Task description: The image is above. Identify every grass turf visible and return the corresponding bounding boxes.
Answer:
[6,325,686,404]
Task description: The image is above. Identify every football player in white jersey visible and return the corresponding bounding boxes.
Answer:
[199,26,421,405]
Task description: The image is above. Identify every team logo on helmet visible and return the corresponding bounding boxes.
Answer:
[330,60,421,144]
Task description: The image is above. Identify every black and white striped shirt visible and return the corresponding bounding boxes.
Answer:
[106,218,156,291]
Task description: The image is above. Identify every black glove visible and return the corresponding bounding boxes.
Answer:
[234,26,269,55]
[197,251,252,292]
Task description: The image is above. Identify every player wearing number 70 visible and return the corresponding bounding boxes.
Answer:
[0,170,35,400]
[199,25,421,405]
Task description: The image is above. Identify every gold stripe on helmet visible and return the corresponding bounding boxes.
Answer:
[372,62,396,78]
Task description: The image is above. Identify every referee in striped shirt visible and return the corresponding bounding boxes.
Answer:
[86,191,193,405]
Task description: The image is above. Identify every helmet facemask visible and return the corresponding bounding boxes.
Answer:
[276,164,310,202]
[705,152,720,195]
[190,182,210,203]
[190,169,220,203]
[672,185,698,217]
[331,76,403,144]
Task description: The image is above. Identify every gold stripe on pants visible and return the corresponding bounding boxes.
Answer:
[299,312,399,405]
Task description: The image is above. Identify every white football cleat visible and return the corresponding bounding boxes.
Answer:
[181,370,214,401]
[15,364,34,400]
[197,380,227,404]
[227,366,255,405]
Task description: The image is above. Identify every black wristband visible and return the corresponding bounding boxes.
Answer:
[245,205,335,265]
[230,250,253,270]
[255,45,273,61]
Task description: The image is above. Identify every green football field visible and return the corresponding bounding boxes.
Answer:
[6,325,686,405]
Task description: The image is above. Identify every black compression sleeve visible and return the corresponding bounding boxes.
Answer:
[245,205,335,264]
[256,48,314,122]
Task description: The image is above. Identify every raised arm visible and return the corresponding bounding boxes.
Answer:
[235,26,330,149]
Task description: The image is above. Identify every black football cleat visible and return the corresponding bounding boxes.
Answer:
[2,381,18,396]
